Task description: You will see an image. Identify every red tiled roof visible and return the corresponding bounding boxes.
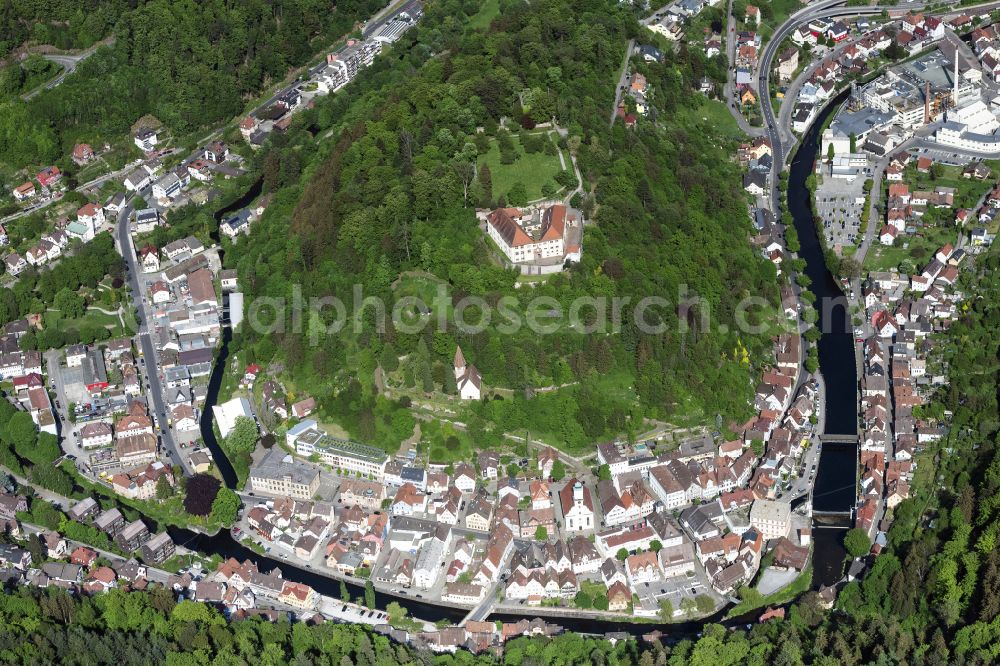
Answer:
[487,209,533,248]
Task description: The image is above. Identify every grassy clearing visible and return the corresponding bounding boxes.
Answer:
[904,163,996,209]
[420,419,479,465]
[468,0,500,30]
[481,134,564,202]
[392,274,453,320]
[44,308,129,338]
[864,162,992,272]
[679,98,744,142]
[754,0,805,43]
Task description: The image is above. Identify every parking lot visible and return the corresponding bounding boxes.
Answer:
[44,339,186,479]
[632,568,718,616]
[815,171,868,252]
[911,146,977,167]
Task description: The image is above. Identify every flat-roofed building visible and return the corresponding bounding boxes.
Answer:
[288,420,387,480]
[212,397,255,439]
[749,499,791,540]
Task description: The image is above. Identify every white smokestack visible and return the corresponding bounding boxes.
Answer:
[954,49,959,108]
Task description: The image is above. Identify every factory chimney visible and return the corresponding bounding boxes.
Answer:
[924,81,930,124]
[954,49,960,109]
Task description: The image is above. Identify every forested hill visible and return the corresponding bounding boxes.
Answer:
[229,0,780,449]
[0,0,385,167]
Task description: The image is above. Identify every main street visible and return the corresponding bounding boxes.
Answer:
[762,2,1000,308]
[751,0,1000,537]
[22,0,430,474]
[115,200,191,476]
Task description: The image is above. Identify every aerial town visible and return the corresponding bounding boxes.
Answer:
[0,0,998,661]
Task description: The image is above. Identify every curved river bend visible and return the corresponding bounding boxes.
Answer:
[152,97,860,632]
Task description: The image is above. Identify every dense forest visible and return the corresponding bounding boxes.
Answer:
[0,0,386,168]
[0,0,125,58]
[227,0,780,450]
[0,584,772,665]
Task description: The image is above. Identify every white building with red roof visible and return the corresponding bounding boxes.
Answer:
[453,346,482,400]
[13,182,35,201]
[484,204,572,265]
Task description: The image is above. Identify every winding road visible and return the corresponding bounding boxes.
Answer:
[21,40,111,101]
[757,0,1000,307]
[760,0,1000,183]
[758,1,889,194]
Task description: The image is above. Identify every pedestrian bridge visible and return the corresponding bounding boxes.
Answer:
[820,434,858,444]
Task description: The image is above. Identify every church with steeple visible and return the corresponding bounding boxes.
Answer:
[453,346,482,401]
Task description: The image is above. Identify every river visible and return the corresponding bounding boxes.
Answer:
[785,90,858,587]
[191,179,266,488]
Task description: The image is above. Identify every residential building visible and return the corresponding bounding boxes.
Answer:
[152,173,182,200]
[777,47,799,81]
[218,205,252,237]
[79,422,113,448]
[124,168,151,192]
[140,532,176,564]
[134,128,158,152]
[68,497,100,522]
[94,509,126,537]
[4,253,26,276]
[134,208,160,233]
[626,551,661,585]
[203,141,229,163]
[36,166,61,188]
[278,581,317,609]
[72,143,94,165]
[116,519,150,552]
[140,246,161,273]
[337,479,385,511]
